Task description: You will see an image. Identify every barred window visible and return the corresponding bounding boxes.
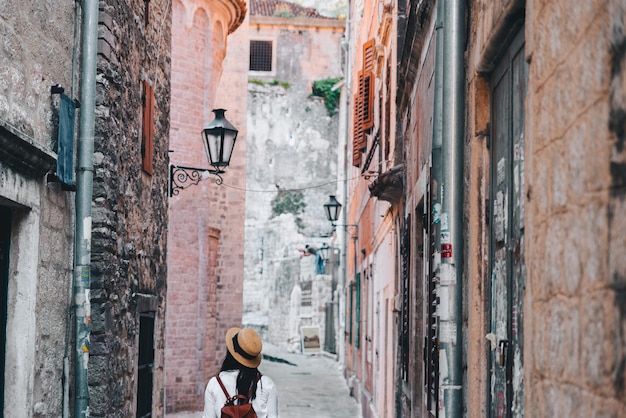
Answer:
[249,40,273,72]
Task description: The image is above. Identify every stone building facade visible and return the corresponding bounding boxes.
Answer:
[339,0,401,417]
[241,0,345,351]
[343,0,626,417]
[164,0,248,413]
[0,2,77,416]
[88,0,172,416]
[1,0,173,417]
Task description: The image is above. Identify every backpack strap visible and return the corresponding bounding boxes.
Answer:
[216,373,262,404]
[216,375,232,400]
[217,375,251,406]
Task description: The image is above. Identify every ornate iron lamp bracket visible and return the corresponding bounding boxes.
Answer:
[169,164,223,197]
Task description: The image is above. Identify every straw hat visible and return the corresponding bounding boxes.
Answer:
[225,327,263,368]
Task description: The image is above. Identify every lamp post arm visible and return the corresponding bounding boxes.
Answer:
[169,164,223,197]
[332,223,358,238]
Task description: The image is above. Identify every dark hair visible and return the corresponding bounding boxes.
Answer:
[220,351,261,400]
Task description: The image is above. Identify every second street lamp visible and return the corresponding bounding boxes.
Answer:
[323,195,342,224]
[323,195,358,237]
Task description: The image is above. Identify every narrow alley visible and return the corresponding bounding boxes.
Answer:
[166,344,361,418]
[3,0,626,417]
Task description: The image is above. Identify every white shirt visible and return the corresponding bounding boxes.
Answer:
[202,370,279,418]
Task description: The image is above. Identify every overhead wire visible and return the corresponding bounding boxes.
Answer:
[219,175,361,193]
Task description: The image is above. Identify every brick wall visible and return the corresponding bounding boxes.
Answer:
[89,0,171,416]
[164,1,248,412]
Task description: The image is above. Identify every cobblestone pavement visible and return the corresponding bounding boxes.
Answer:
[165,343,361,418]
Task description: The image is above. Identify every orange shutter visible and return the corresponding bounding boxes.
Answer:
[363,38,375,72]
[351,39,376,168]
[361,71,374,131]
[361,39,375,131]
[353,93,363,167]
[142,80,154,175]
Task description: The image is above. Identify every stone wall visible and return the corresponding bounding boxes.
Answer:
[525,0,625,414]
[465,0,626,415]
[0,1,76,416]
[89,0,171,416]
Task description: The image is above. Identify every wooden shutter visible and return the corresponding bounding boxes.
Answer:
[362,39,375,130]
[361,71,374,131]
[353,93,363,166]
[142,80,155,175]
[363,38,375,72]
[352,39,376,167]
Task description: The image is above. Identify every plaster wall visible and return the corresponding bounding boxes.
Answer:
[0,1,76,416]
[243,17,344,348]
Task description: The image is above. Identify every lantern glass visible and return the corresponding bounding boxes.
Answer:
[323,195,342,222]
[202,109,238,170]
[319,243,331,261]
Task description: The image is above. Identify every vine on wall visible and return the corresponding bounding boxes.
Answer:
[311,77,342,116]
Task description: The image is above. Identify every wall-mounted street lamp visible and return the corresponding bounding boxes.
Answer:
[169,109,239,197]
[323,195,358,237]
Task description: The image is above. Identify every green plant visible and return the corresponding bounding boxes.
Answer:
[269,80,292,89]
[311,77,343,116]
[272,190,305,221]
[248,78,266,86]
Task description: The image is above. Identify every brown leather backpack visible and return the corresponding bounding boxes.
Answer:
[216,375,258,418]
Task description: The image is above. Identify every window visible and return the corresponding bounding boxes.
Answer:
[249,40,273,72]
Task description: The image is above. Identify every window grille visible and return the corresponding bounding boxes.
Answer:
[249,40,273,72]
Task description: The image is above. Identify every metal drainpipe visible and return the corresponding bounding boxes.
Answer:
[337,5,352,369]
[74,0,99,416]
[439,0,465,416]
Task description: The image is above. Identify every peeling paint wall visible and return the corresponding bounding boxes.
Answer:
[243,16,344,348]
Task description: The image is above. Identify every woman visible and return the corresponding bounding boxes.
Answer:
[203,327,279,418]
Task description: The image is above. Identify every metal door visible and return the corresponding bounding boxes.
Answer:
[0,207,11,412]
[136,312,155,418]
[488,29,527,418]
